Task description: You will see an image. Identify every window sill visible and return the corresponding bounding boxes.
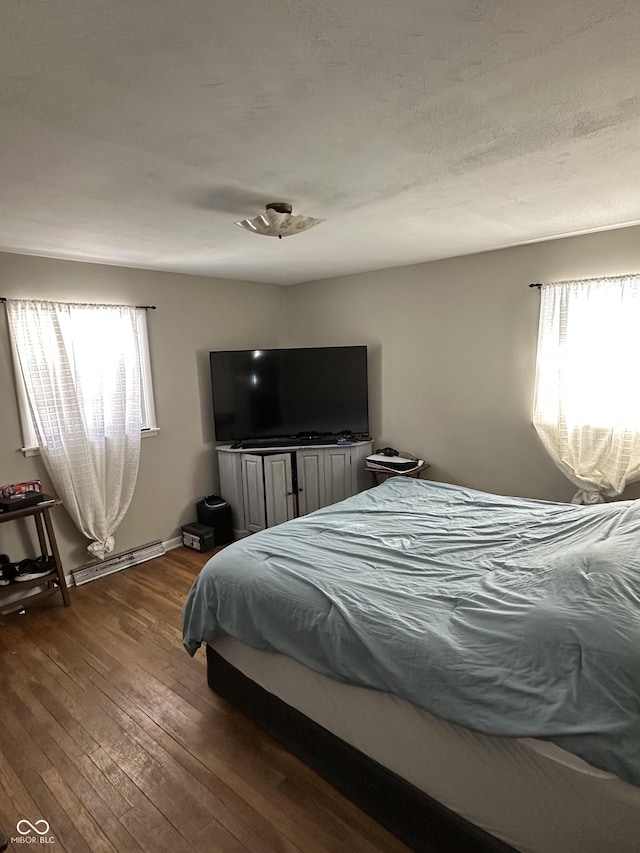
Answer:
[20,428,160,457]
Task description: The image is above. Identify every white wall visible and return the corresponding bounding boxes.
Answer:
[285,224,640,502]
[3,223,639,572]
[0,252,286,571]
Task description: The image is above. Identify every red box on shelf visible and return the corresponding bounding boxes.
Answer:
[0,480,43,498]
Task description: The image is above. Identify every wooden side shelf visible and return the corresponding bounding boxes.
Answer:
[0,496,70,615]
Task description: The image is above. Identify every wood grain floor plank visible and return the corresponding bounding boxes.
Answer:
[40,765,129,853]
[2,641,165,773]
[0,680,144,851]
[20,625,242,831]
[0,753,45,834]
[36,608,294,792]
[10,608,300,852]
[1,679,133,821]
[0,721,91,853]
[191,817,253,853]
[1,649,103,758]
[0,773,69,853]
[0,547,409,853]
[21,621,296,853]
[118,805,198,853]
[11,651,215,844]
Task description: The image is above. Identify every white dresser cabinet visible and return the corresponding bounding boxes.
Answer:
[217,441,373,538]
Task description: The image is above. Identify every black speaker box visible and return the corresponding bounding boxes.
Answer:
[196,496,233,545]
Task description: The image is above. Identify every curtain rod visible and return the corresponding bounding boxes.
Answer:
[0,298,156,309]
[529,273,640,289]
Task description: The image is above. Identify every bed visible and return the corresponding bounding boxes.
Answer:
[183,478,640,852]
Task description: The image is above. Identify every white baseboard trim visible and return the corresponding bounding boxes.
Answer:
[163,536,183,551]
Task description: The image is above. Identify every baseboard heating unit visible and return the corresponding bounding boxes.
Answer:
[71,540,165,586]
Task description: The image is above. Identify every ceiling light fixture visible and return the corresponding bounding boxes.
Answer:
[235,202,324,239]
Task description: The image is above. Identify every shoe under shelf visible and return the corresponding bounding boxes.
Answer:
[0,496,70,612]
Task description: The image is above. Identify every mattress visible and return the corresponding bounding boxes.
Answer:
[211,635,640,853]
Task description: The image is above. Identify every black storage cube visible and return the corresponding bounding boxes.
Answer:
[196,496,233,545]
[182,522,216,552]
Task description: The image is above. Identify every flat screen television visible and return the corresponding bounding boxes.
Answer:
[210,346,369,443]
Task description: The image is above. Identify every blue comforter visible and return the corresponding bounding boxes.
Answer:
[183,478,640,786]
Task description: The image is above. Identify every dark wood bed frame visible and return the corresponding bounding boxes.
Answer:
[206,646,517,853]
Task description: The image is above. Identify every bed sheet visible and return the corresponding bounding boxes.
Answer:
[183,478,640,786]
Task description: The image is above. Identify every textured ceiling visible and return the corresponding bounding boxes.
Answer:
[2,0,640,285]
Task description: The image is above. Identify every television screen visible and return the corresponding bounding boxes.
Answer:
[210,346,369,442]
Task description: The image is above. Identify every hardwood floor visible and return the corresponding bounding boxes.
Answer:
[0,547,409,853]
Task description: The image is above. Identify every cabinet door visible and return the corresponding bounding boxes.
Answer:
[241,454,266,533]
[218,449,247,536]
[323,448,352,506]
[264,453,295,528]
[296,449,326,516]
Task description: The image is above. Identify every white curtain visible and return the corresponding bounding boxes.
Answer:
[7,299,143,558]
[533,276,640,503]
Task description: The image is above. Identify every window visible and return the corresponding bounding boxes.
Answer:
[534,277,640,431]
[9,303,158,455]
[532,275,640,502]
